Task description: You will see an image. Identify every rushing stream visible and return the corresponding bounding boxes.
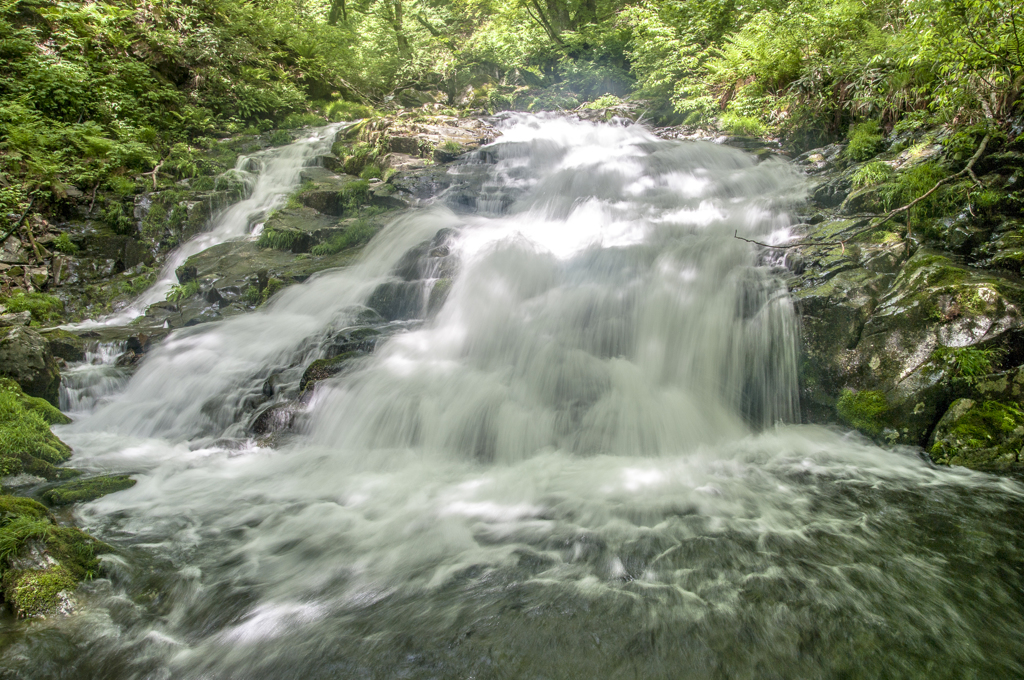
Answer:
[75,124,344,328]
[4,116,1024,678]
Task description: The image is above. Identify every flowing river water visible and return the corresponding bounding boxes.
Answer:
[4,116,1024,678]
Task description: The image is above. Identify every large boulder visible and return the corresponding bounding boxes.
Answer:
[0,326,61,406]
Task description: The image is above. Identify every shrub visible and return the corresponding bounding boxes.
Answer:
[166,280,200,302]
[720,112,765,136]
[51,233,78,254]
[359,164,382,180]
[852,161,895,188]
[846,121,884,161]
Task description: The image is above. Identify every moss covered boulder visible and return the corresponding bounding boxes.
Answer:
[0,495,107,618]
[41,475,136,507]
[929,398,1024,470]
[0,326,62,406]
[0,378,76,481]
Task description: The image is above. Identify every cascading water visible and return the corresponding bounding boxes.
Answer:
[74,124,344,328]
[4,116,1023,678]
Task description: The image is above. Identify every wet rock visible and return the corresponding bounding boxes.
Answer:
[41,475,136,506]
[928,398,1024,470]
[41,329,87,362]
[428,278,453,316]
[299,351,361,393]
[368,281,425,321]
[0,496,106,618]
[175,264,198,283]
[319,153,344,173]
[0,326,62,406]
[249,402,300,435]
[0,311,31,327]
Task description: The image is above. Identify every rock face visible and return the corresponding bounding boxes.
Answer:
[0,326,61,406]
[786,127,1024,470]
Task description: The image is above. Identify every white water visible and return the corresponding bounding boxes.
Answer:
[73,125,343,328]
[11,116,1024,678]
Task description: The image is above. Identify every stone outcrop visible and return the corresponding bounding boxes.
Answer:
[786,126,1024,470]
[0,326,62,406]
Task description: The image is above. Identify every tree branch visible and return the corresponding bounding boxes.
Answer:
[735,134,991,252]
[0,197,35,247]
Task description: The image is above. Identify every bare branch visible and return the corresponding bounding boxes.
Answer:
[0,197,35,247]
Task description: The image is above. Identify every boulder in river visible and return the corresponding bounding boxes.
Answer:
[0,326,62,406]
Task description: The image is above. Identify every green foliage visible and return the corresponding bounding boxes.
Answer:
[0,292,64,324]
[166,280,200,302]
[836,389,889,437]
[360,163,382,180]
[878,162,958,222]
[846,121,884,161]
[852,161,895,188]
[310,219,380,256]
[257,227,305,251]
[102,201,136,235]
[51,233,78,254]
[0,378,73,480]
[325,100,373,122]
[719,112,765,136]
[441,139,463,153]
[931,345,1004,383]
[267,130,293,146]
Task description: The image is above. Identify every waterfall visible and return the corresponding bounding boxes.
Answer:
[15,115,1024,679]
[73,124,344,328]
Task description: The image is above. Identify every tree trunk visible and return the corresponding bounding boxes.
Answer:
[327,0,347,25]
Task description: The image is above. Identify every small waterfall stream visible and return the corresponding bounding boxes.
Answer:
[74,124,344,328]
[5,116,1023,678]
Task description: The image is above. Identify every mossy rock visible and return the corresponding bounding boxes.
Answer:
[299,351,360,393]
[41,475,136,507]
[0,494,107,617]
[836,389,891,437]
[2,565,79,617]
[929,398,1024,470]
[40,329,88,363]
[0,326,62,406]
[0,378,75,481]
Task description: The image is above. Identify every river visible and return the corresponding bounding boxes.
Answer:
[4,115,1023,679]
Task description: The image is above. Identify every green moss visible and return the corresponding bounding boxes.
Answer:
[261,278,286,305]
[0,491,106,617]
[2,566,77,617]
[0,292,64,324]
[42,475,136,506]
[428,277,452,315]
[0,378,74,480]
[836,389,889,437]
[299,351,359,392]
[309,218,380,256]
[930,399,1024,469]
